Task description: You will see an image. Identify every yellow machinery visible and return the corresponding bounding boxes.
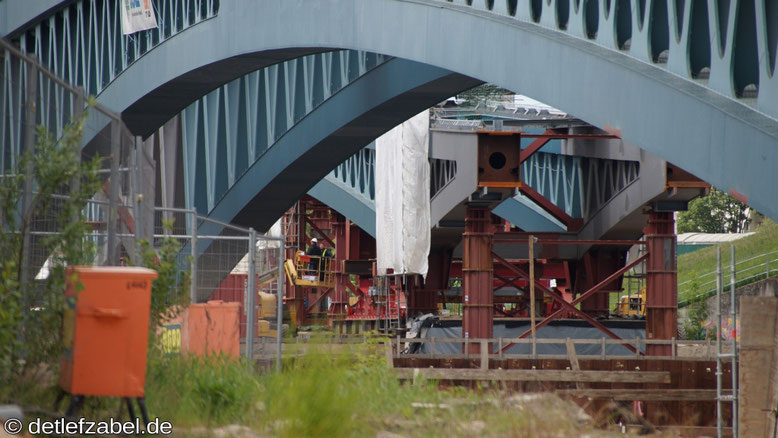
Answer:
[615,288,646,318]
[256,292,277,338]
[257,291,276,319]
[284,251,336,289]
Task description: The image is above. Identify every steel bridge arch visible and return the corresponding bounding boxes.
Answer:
[5,0,778,221]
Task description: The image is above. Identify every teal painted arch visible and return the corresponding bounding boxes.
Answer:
[4,0,778,222]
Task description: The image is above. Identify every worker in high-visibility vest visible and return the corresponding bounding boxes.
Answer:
[306,238,322,275]
[320,242,334,281]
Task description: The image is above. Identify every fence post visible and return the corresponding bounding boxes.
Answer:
[730,245,738,437]
[70,88,84,238]
[131,136,143,265]
[601,337,606,359]
[276,240,284,373]
[106,120,121,265]
[189,209,198,304]
[245,228,257,360]
[19,57,38,302]
[480,339,488,370]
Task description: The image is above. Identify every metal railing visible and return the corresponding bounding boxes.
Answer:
[289,252,336,288]
[152,207,285,368]
[678,250,778,307]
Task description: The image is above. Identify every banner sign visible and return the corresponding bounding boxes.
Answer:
[120,0,158,35]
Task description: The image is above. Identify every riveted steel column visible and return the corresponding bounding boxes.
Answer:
[409,251,448,316]
[644,211,677,356]
[329,213,348,319]
[462,206,494,354]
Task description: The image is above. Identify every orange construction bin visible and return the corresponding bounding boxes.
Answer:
[186,300,241,357]
[59,266,158,398]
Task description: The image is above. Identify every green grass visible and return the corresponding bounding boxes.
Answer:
[3,339,643,437]
[144,340,626,437]
[677,218,778,305]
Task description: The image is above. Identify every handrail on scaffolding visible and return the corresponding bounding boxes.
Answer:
[284,251,336,289]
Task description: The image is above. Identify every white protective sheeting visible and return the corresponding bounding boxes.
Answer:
[120,0,158,35]
[376,111,431,278]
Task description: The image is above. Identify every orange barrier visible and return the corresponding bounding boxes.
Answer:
[187,301,240,357]
[160,300,240,357]
[59,266,158,398]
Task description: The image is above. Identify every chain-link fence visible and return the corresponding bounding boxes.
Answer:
[4,37,284,367]
[154,208,285,368]
[35,202,286,366]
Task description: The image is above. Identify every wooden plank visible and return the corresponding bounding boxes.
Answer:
[556,389,728,401]
[480,345,488,370]
[393,368,670,383]
[565,338,580,370]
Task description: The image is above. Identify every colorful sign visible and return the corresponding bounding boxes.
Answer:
[160,323,181,355]
[120,0,158,35]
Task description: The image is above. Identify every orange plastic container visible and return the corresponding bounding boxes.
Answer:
[59,266,158,398]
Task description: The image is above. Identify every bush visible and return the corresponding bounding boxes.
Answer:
[0,106,101,393]
[681,280,710,340]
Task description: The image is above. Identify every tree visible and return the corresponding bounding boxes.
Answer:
[457,84,514,104]
[677,188,750,234]
[0,104,101,389]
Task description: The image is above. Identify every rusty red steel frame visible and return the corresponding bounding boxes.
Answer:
[516,128,620,164]
[499,252,650,352]
[492,251,645,354]
[462,207,495,354]
[303,215,335,248]
[518,184,583,231]
[519,130,553,163]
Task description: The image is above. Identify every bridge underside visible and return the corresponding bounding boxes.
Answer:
[4,0,777,223]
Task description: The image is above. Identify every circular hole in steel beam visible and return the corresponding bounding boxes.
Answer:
[489,152,507,170]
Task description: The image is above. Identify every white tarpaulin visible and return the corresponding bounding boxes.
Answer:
[376,111,430,278]
[120,0,158,35]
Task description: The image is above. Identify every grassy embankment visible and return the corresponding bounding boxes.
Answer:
[677,218,778,306]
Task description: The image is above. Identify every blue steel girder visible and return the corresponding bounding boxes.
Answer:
[180,50,389,215]
[196,59,479,233]
[3,0,778,221]
[1,0,220,170]
[10,0,219,97]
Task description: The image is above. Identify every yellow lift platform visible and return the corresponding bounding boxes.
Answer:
[284,251,335,289]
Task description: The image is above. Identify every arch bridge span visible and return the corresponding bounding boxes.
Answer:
[1,0,776,224]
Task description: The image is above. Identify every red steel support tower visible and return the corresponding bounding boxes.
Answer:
[644,211,677,356]
[462,206,494,353]
[329,213,349,319]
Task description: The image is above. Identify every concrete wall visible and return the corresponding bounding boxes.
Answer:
[739,296,778,437]
[700,278,778,324]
